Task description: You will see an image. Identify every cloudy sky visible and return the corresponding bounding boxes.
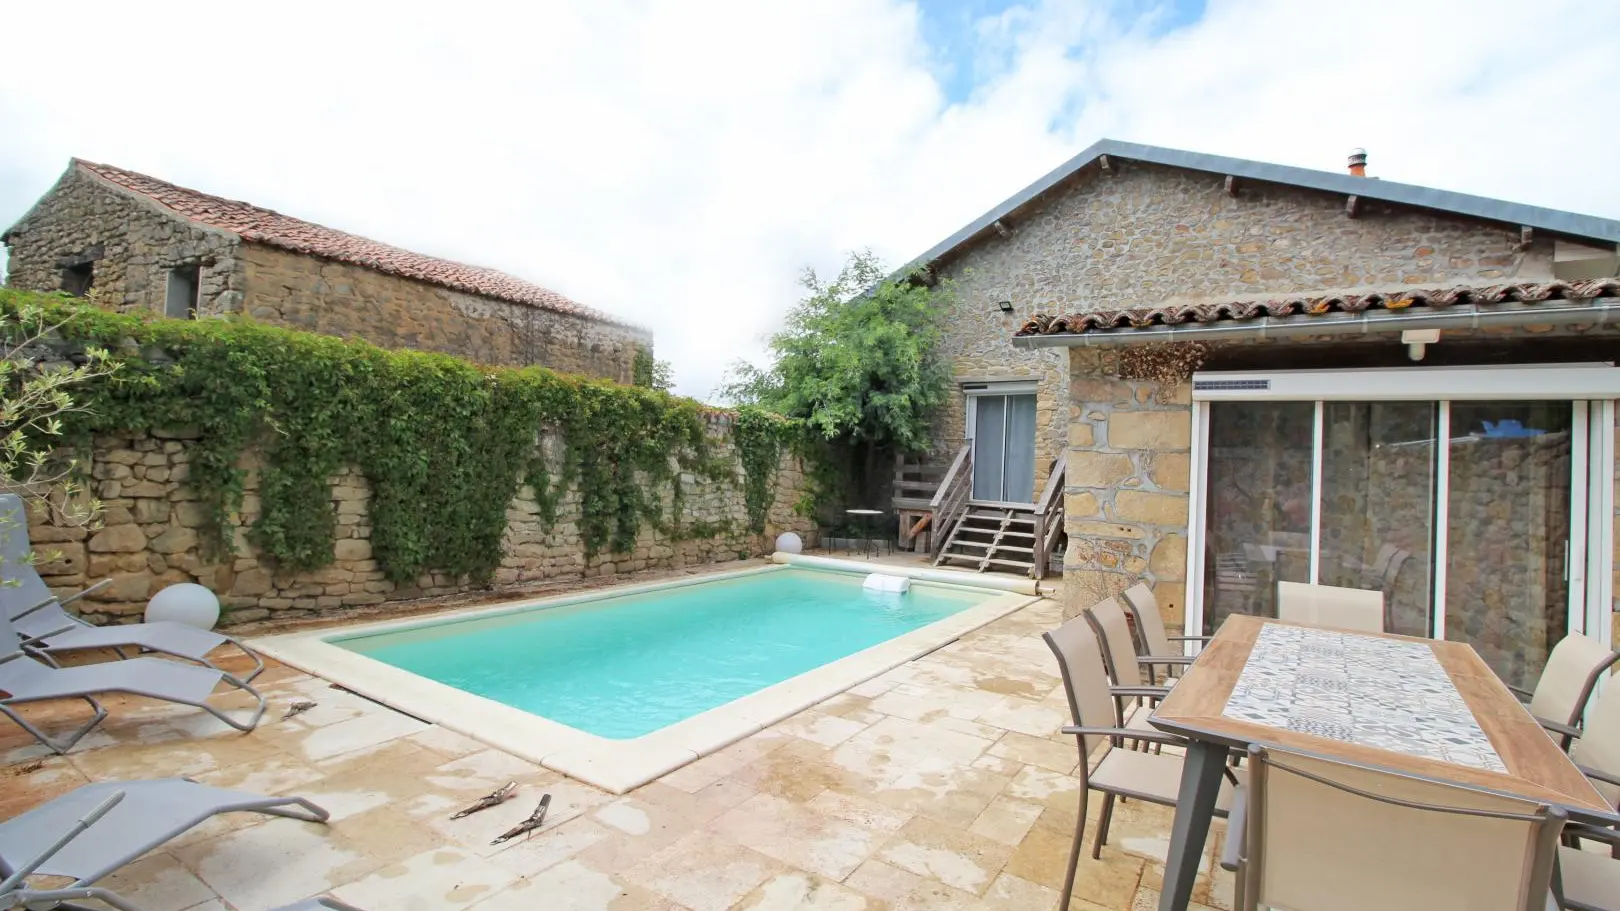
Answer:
[4,0,1617,399]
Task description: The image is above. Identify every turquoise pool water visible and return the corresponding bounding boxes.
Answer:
[333,568,990,739]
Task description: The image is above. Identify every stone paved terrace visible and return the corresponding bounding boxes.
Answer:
[1,584,1234,911]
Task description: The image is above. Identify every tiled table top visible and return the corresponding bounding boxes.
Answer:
[1151,615,1610,815]
[1221,624,1506,772]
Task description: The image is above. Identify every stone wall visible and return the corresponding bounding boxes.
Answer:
[1010,159,1565,628]
[936,156,1555,510]
[2,167,244,314]
[28,415,813,627]
[4,165,650,383]
[239,245,648,382]
[1058,348,1191,623]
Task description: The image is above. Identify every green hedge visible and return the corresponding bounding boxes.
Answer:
[3,290,797,584]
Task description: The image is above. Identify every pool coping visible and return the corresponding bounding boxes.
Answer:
[251,555,1042,794]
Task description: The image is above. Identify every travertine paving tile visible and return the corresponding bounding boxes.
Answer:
[0,592,1218,911]
[711,792,888,881]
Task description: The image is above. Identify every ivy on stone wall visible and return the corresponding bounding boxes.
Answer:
[1,290,748,584]
[732,406,798,534]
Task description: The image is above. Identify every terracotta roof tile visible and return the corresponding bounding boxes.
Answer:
[75,160,632,327]
[1013,279,1620,337]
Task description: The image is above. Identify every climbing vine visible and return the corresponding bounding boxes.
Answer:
[731,406,797,533]
[1,290,753,584]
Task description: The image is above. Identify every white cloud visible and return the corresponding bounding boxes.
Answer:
[3,0,1616,399]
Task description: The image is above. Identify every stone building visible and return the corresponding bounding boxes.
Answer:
[2,160,650,381]
[904,139,1620,689]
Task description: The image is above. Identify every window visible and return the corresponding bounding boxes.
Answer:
[165,265,200,319]
[60,262,93,297]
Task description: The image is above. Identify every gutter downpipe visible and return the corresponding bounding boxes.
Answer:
[1009,298,1620,348]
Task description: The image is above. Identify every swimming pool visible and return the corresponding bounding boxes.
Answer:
[336,568,987,739]
[253,556,1038,792]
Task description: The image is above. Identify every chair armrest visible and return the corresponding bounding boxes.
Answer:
[1167,635,1214,643]
[1111,686,1173,699]
[57,578,111,607]
[11,595,59,621]
[1138,655,1197,666]
[1506,683,1534,700]
[1577,763,1620,788]
[1564,821,1620,849]
[1220,787,1246,872]
[1061,725,1186,748]
[1537,717,1581,741]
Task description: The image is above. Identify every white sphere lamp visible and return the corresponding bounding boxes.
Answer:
[775,532,804,555]
[146,582,222,631]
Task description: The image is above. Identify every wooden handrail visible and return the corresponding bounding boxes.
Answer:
[928,443,973,561]
[1032,452,1066,517]
[1032,453,1066,580]
[929,443,972,510]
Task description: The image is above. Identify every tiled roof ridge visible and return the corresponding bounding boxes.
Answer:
[73,159,638,329]
[1014,279,1620,336]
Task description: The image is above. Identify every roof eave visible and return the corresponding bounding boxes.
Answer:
[1010,296,1620,348]
[900,139,1620,280]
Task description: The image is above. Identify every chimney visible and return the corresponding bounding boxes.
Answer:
[1348,148,1368,177]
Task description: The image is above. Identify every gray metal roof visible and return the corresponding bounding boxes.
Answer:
[901,139,1620,274]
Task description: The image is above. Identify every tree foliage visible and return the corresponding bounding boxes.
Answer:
[721,250,950,454]
[0,294,117,528]
[632,345,675,392]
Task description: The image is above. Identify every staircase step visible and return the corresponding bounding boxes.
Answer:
[985,557,1035,568]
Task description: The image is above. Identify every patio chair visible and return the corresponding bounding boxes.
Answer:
[271,900,368,911]
[1556,819,1620,911]
[1506,632,1620,751]
[1120,582,1209,685]
[0,610,265,754]
[0,496,265,685]
[1042,615,1238,911]
[1221,744,1566,911]
[1082,597,1172,742]
[1275,580,1385,634]
[0,778,332,911]
[1566,677,1620,813]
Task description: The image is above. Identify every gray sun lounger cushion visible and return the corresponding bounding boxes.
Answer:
[0,779,329,891]
[0,494,264,685]
[0,610,265,753]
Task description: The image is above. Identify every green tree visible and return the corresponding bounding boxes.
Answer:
[632,346,675,392]
[722,250,951,509]
[0,294,117,539]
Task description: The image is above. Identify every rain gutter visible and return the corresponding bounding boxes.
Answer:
[1009,298,1620,348]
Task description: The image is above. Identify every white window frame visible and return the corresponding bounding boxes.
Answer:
[1183,364,1620,643]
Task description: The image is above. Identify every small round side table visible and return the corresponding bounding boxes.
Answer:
[845,509,884,559]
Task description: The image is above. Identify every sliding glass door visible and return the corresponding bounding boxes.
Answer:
[1199,397,1589,690]
[1316,402,1437,639]
[1443,402,1573,689]
[1203,402,1314,624]
[969,392,1037,503]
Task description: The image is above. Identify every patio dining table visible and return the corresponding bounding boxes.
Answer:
[1148,614,1614,911]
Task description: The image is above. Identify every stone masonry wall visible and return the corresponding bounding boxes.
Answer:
[239,245,649,382]
[964,159,1565,629]
[4,166,650,384]
[1059,348,1191,624]
[2,167,245,314]
[28,415,812,627]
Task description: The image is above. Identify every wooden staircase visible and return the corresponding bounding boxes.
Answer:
[892,447,1065,580]
[934,508,1040,574]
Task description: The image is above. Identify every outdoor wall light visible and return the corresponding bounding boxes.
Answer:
[996,300,1014,313]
